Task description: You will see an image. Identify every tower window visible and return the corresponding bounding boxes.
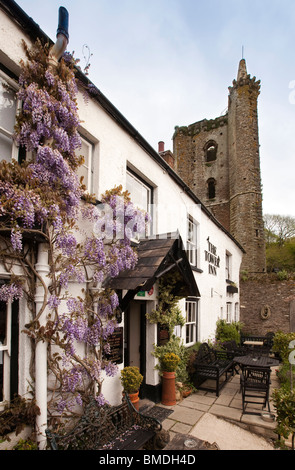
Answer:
[204,141,217,162]
[207,178,216,199]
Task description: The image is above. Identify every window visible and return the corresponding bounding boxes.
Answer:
[126,170,152,237]
[225,252,231,280]
[226,303,232,323]
[204,141,217,162]
[0,300,11,403]
[0,72,18,163]
[207,178,216,200]
[77,135,94,193]
[234,303,239,322]
[187,216,198,266]
[185,299,198,345]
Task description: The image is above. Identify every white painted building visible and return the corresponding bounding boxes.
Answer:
[0,0,244,434]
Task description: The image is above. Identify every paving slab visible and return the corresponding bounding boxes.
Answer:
[209,403,242,421]
[190,413,275,450]
[168,406,204,425]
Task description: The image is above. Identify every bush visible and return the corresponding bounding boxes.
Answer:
[161,353,180,372]
[273,387,295,449]
[276,363,295,389]
[153,336,189,383]
[272,331,295,363]
[120,367,143,394]
[215,319,243,345]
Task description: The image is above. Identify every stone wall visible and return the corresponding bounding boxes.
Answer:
[240,274,295,334]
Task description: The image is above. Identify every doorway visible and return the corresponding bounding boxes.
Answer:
[124,300,146,396]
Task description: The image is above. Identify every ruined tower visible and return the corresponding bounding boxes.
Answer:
[173,59,266,273]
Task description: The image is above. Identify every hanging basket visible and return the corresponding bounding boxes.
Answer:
[161,371,176,406]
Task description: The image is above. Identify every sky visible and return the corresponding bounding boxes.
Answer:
[15,0,295,218]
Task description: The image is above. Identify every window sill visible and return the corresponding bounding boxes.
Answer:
[191,266,203,273]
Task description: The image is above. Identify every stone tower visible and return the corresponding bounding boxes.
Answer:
[172,59,266,273]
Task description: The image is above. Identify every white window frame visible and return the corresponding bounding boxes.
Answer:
[0,300,11,404]
[126,169,153,238]
[225,251,232,280]
[187,216,198,267]
[185,299,198,345]
[226,302,232,324]
[0,70,20,162]
[78,135,94,194]
[234,303,239,322]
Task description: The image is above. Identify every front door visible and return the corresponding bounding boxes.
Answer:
[124,300,146,396]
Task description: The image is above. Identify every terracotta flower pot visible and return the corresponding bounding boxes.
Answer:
[161,371,176,406]
[128,391,140,411]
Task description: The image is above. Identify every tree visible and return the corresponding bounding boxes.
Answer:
[264,214,295,246]
[264,214,295,272]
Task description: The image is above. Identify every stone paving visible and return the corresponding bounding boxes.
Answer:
[158,367,281,450]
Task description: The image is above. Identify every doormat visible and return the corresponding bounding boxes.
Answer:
[143,406,174,422]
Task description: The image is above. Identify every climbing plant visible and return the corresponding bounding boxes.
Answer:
[146,271,185,336]
[0,39,148,415]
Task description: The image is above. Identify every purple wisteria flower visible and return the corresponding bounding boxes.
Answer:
[0,282,23,302]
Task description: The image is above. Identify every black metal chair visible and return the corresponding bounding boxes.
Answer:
[240,366,271,415]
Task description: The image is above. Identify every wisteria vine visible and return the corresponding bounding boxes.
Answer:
[0,39,148,413]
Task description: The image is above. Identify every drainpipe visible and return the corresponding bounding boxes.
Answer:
[34,7,69,449]
[35,243,50,450]
[49,7,69,66]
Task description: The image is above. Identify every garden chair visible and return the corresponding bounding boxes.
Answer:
[240,366,271,415]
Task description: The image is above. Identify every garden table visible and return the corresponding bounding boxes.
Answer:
[233,355,279,369]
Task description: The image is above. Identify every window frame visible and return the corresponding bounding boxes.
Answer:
[78,134,94,194]
[126,168,153,237]
[0,299,11,404]
[187,216,198,267]
[225,251,232,281]
[0,69,20,163]
[185,298,198,346]
[226,302,232,324]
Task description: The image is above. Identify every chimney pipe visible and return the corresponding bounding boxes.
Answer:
[158,141,165,153]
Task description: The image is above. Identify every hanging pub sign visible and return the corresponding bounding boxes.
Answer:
[104,327,123,364]
[204,237,220,276]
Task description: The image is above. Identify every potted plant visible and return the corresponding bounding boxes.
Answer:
[160,353,180,406]
[120,366,143,411]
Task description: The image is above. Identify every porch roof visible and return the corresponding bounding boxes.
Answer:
[105,234,200,310]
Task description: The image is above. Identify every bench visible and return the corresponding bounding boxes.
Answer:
[46,393,168,450]
[191,343,235,396]
[240,333,274,356]
[222,340,251,357]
